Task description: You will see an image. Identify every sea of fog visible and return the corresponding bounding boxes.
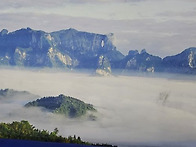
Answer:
[0,68,196,147]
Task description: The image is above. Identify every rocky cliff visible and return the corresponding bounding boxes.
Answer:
[0,28,124,73]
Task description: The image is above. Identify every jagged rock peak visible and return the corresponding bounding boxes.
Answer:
[0,29,8,36]
[27,27,33,30]
[140,49,147,54]
[67,28,78,31]
[128,50,139,56]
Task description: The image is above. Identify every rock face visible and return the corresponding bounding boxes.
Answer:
[163,47,196,74]
[25,94,96,118]
[95,55,112,76]
[0,28,124,72]
[118,48,196,74]
[118,49,162,72]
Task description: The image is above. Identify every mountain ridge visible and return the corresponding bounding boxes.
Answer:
[0,28,196,74]
[0,88,39,103]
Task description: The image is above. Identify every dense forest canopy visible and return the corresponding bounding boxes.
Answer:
[0,120,116,147]
[25,94,96,118]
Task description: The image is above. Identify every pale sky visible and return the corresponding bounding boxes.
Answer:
[0,0,196,57]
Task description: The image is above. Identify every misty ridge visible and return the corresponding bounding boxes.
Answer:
[0,68,196,146]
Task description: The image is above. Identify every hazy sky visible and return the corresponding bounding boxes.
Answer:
[0,0,196,57]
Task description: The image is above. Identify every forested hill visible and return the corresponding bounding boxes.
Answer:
[25,94,96,118]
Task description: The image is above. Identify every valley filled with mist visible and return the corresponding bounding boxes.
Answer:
[0,68,196,146]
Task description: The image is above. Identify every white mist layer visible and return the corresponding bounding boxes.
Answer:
[0,68,196,146]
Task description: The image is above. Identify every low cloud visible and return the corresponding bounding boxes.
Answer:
[0,68,196,146]
[66,0,147,4]
[158,10,196,19]
[0,0,66,9]
[0,0,146,10]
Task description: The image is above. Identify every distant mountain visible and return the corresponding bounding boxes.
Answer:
[0,28,124,74]
[163,47,196,74]
[117,47,196,74]
[25,94,96,118]
[116,49,162,72]
[0,28,196,74]
[0,88,38,102]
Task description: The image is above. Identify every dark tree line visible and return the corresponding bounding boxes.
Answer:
[0,120,89,145]
[0,120,117,147]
